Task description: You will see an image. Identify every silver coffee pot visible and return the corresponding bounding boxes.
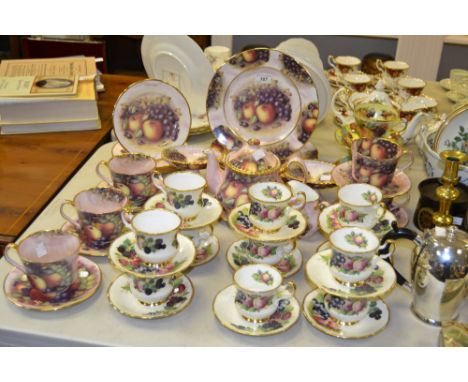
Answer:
[380,222,467,326]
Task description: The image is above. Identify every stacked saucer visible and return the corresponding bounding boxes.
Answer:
[303,227,396,339]
[226,182,307,277]
[107,209,196,319]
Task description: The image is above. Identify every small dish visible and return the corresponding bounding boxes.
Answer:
[228,204,307,242]
[212,284,300,336]
[305,249,396,300]
[113,79,191,157]
[144,193,222,230]
[108,273,193,319]
[318,203,398,238]
[226,239,302,278]
[4,256,101,311]
[447,91,467,104]
[282,159,336,188]
[439,78,451,91]
[303,289,389,339]
[108,232,195,279]
[332,161,411,198]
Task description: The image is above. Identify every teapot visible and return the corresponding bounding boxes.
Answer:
[206,141,282,217]
[380,222,467,326]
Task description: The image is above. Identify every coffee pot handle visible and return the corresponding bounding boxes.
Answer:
[3,243,27,273]
[379,221,416,287]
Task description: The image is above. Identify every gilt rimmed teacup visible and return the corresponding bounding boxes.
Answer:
[96,153,157,209]
[248,181,305,232]
[328,55,361,75]
[129,275,174,305]
[329,227,380,283]
[397,77,426,97]
[234,264,295,321]
[60,187,128,250]
[337,183,385,228]
[122,208,181,263]
[4,230,81,300]
[343,72,372,92]
[324,294,369,324]
[154,171,206,221]
[244,240,295,265]
[377,60,409,79]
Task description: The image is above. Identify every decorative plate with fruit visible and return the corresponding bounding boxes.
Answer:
[4,256,101,311]
[207,49,319,160]
[113,79,191,156]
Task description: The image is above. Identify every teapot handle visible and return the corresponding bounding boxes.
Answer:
[379,221,416,287]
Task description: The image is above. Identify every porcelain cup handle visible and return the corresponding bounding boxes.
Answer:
[376,59,385,73]
[398,150,414,173]
[60,200,81,231]
[327,55,337,70]
[278,281,296,299]
[331,88,349,122]
[96,160,113,186]
[3,243,27,273]
[289,191,306,210]
[376,205,386,221]
[152,172,167,197]
[121,209,134,232]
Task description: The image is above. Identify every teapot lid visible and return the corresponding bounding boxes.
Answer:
[225,139,281,176]
[425,225,468,256]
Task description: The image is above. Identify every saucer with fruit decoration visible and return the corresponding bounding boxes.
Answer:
[108,273,193,319]
[4,256,101,312]
[305,248,396,300]
[207,48,319,159]
[182,226,220,267]
[228,204,306,242]
[109,231,195,279]
[318,202,398,238]
[332,161,411,198]
[303,289,389,339]
[144,192,222,230]
[212,284,300,336]
[113,79,191,158]
[226,239,302,278]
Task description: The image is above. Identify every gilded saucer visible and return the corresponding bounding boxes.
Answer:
[318,202,397,238]
[109,232,195,279]
[303,289,389,339]
[4,256,101,312]
[213,284,300,337]
[228,204,306,242]
[226,240,302,278]
[183,232,220,267]
[108,273,193,319]
[144,193,222,230]
[305,249,396,300]
[331,161,411,198]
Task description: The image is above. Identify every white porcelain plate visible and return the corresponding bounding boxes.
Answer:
[144,193,222,230]
[303,289,389,339]
[141,35,214,131]
[109,232,195,278]
[108,273,193,319]
[226,239,303,278]
[434,105,468,155]
[113,79,191,157]
[207,49,319,160]
[213,284,300,336]
[305,249,396,300]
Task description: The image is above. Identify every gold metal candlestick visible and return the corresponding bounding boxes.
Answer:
[432,150,468,227]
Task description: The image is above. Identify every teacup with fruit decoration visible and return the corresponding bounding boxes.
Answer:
[122,208,181,263]
[60,187,128,250]
[343,72,372,92]
[244,239,295,265]
[328,55,361,75]
[354,102,402,138]
[96,153,157,209]
[248,181,306,232]
[129,275,174,305]
[351,137,414,188]
[397,77,426,98]
[153,171,206,221]
[4,230,81,301]
[324,294,369,324]
[329,227,380,284]
[337,183,385,228]
[234,264,296,321]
